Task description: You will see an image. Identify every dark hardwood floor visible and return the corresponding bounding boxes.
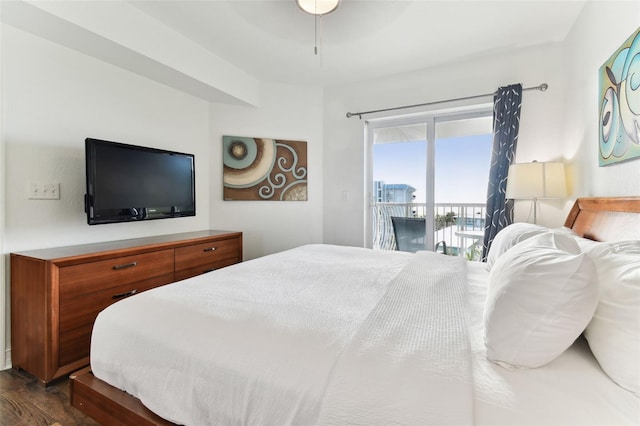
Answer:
[0,368,99,426]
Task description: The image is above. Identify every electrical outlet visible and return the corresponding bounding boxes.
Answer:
[28,182,60,200]
[44,183,60,199]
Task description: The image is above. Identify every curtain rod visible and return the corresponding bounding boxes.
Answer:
[345,83,548,119]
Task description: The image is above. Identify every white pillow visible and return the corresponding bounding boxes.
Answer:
[572,235,604,253]
[583,240,640,396]
[485,223,548,271]
[486,224,577,271]
[484,232,598,368]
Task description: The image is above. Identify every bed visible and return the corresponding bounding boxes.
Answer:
[70,196,640,425]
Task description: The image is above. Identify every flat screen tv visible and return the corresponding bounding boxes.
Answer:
[85,138,195,225]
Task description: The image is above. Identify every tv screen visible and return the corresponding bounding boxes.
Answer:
[85,138,195,225]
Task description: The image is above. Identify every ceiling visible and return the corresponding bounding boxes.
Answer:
[128,0,587,88]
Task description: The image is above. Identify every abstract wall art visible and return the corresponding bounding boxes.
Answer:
[598,27,640,166]
[223,136,308,201]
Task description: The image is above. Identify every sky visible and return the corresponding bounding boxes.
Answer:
[373,134,493,204]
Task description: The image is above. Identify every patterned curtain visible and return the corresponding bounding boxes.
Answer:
[482,83,523,261]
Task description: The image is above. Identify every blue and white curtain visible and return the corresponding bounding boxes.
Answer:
[482,83,522,261]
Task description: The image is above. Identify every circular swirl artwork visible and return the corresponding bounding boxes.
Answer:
[598,27,640,166]
[223,136,308,201]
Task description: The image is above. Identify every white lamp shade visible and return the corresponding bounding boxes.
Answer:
[296,0,340,15]
[506,162,567,199]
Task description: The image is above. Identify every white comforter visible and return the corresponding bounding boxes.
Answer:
[91,244,473,425]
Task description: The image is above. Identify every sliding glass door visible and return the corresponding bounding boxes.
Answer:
[366,107,492,260]
[370,121,428,250]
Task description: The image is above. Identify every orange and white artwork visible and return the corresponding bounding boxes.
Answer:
[223,136,308,201]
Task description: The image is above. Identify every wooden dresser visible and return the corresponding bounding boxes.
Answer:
[10,230,242,385]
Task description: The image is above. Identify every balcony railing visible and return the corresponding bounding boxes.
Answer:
[372,202,486,261]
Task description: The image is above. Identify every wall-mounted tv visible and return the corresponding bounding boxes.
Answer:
[85,138,195,225]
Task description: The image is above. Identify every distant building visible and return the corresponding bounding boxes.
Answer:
[374,181,416,203]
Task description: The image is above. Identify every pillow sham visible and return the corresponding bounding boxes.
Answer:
[484,232,597,369]
[572,235,605,253]
[485,223,548,271]
[583,240,640,396]
[486,224,577,271]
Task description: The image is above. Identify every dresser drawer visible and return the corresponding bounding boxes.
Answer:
[174,257,239,281]
[58,273,173,367]
[59,323,92,367]
[175,238,240,272]
[59,249,174,300]
[59,273,173,334]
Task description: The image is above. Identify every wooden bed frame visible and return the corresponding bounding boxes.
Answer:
[70,196,640,425]
[563,196,640,241]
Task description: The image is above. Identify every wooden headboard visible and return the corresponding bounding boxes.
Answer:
[564,197,640,242]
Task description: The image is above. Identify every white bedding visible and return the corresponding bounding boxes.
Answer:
[91,244,640,425]
[467,262,640,425]
[317,251,473,426]
[91,244,434,425]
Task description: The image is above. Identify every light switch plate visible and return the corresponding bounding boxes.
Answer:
[28,182,60,199]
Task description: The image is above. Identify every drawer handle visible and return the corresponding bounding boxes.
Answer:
[113,261,137,270]
[112,289,137,299]
[203,247,217,252]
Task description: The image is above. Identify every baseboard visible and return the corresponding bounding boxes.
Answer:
[2,348,11,370]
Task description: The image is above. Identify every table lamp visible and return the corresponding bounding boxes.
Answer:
[505,161,567,224]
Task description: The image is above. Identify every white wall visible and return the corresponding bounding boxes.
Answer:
[2,0,260,106]
[323,43,569,246]
[209,82,324,261]
[0,3,6,370]
[323,1,640,245]
[2,25,212,251]
[562,0,640,197]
